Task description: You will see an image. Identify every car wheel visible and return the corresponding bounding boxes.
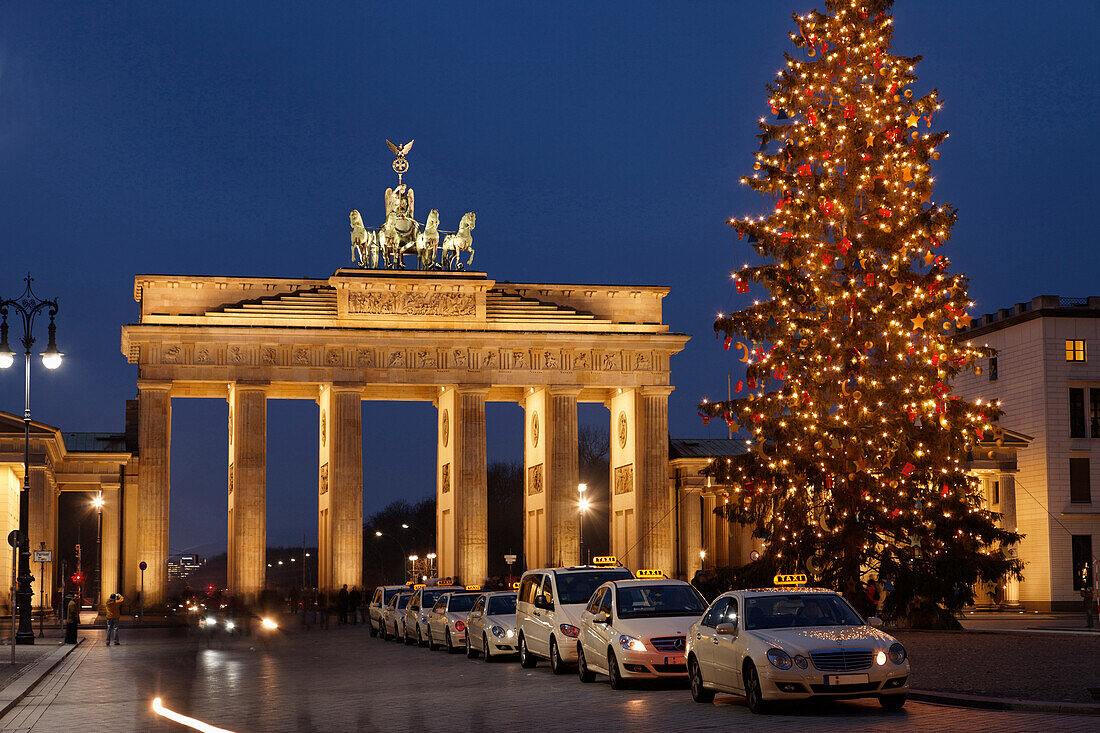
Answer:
[880,694,907,710]
[519,635,537,668]
[607,648,627,690]
[466,631,480,658]
[368,617,377,638]
[483,633,495,663]
[445,629,455,654]
[577,644,596,683]
[689,655,715,703]
[744,661,769,714]
[428,628,439,651]
[379,620,387,640]
[549,637,568,675]
[417,627,425,648]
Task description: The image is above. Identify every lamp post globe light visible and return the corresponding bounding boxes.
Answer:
[1,274,62,645]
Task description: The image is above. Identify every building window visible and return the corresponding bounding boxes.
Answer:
[991,480,1000,505]
[988,357,998,381]
[1066,339,1086,362]
[1072,535,1093,590]
[1091,389,1100,438]
[1070,388,1087,438]
[1070,457,1091,503]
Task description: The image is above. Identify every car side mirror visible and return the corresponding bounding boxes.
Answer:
[591,612,609,624]
[533,596,548,610]
[867,616,883,628]
[716,623,738,636]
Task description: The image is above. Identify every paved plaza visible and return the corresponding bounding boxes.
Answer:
[0,623,1097,732]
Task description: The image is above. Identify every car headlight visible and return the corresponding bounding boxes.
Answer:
[875,650,887,666]
[205,616,217,627]
[619,634,646,652]
[888,643,907,665]
[766,648,793,670]
[793,654,808,669]
[491,625,506,638]
[559,624,580,639]
[225,620,235,631]
[506,628,515,638]
[261,617,278,630]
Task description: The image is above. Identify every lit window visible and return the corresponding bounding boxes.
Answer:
[1066,339,1086,362]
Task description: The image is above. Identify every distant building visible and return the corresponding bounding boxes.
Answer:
[167,553,205,582]
[954,295,1100,611]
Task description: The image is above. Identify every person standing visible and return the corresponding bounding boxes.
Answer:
[348,586,361,625]
[64,595,79,644]
[1082,584,1097,629]
[105,593,124,645]
[337,584,349,625]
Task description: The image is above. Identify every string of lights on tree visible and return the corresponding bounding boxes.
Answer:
[698,0,1021,618]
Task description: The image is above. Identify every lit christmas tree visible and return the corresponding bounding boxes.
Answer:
[699,0,1021,625]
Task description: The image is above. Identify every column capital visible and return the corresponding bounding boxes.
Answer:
[449,385,491,396]
[638,385,675,398]
[327,382,365,395]
[228,381,270,395]
[136,379,173,393]
[545,385,584,397]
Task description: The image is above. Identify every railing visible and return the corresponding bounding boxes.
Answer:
[1059,297,1090,307]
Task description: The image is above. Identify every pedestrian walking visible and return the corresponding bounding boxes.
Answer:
[1082,584,1097,629]
[64,595,79,644]
[105,593,124,646]
[348,586,362,625]
[337,584,349,625]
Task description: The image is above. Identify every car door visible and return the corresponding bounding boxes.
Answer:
[712,595,743,692]
[468,595,486,649]
[532,575,555,657]
[693,597,729,683]
[581,588,608,670]
[517,575,540,652]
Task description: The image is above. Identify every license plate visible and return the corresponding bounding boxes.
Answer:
[664,655,684,666]
[824,674,869,685]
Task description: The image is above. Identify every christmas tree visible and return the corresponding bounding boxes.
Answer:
[699,0,1021,625]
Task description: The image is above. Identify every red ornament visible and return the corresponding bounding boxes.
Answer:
[844,104,856,119]
[807,109,818,126]
[825,475,834,490]
[901,462,915,477]
[879,207,892,218]
[864,273,875,287]
[736,279,750,294]
[822,253,834,266]
[798,164,812,176]
[838,237,852,255]
[723,336,732,350]
[747,377,757,389]
[821,200,834,215]
[735,380,744,393]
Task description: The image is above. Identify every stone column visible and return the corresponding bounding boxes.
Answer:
[701,492,717,569]
[317,385,363,592]
[678,487,703,580]
[714,494,730,567]
[100,485,122,607]
[228,383,267,601]
[1000,474,1021,607]
[137,381,171,605]
[26,468,51,609]
[637,387,673,573]
[437,387,488,584]
[524,388,581,569]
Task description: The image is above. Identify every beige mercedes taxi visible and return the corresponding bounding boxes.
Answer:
[686,584,909,713]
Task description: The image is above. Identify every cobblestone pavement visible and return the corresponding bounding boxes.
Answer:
[1,624,1098,732]
[893,629,1100,703]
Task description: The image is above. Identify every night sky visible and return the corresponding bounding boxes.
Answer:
[1,2,1096,555]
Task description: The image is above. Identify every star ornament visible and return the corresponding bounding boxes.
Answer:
[889,281,907,297]
[922,250,936,267]
[911,314,927,330]
[906,113,920,128]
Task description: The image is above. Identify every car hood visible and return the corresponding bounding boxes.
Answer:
[748,625,895,652]
[485,613,517,629]
[616,616,699,639]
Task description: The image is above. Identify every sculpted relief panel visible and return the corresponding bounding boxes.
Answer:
[348,291,475,317]
[614,464,634,495]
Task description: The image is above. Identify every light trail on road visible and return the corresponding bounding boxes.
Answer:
[152,697,237,733]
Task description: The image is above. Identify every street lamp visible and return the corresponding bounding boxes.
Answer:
[92,493,104,610]
[426,552,436,577]
[1,274,62,646]
[577,483,589,565]
[374,531,406,583]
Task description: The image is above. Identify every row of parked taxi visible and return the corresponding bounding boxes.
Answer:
[366,558,911,713]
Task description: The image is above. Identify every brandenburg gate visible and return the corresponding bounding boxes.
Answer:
[119,142,688,602]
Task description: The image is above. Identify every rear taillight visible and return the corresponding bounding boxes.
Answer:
[455,620,466,632]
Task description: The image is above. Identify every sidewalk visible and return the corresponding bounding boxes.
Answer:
[0,630,67,692]
[959,610,1100,635]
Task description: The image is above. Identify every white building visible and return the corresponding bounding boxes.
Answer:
[954,295,1100,611]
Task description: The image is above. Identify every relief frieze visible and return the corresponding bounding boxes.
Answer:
[348,291,475,317]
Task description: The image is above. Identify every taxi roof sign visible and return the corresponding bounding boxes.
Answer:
[592,556,618,566]
[636,569,665,579]
[413,583,426,590]
[773,573,808,587]
[510,581,520,590]
[465,585,482,591]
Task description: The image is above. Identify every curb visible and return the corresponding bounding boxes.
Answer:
[0,637,84,719]
[910,689,1100,715]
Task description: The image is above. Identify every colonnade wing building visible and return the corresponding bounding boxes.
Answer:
[120,269,689,603]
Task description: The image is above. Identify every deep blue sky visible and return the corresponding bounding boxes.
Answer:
[1,2,1096,554]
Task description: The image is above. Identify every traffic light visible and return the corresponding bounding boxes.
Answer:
[71,572,83,584]
[74,544,81,562]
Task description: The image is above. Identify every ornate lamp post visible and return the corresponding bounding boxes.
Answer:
[0,274,62,645]
[577,483,589,565]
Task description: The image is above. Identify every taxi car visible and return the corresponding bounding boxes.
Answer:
[426,589,482,653]
[576,577,707,689]
[403,584,460,646]
[368,585,414,638]
[686,584,910,713]
[380,591,411,641]
[464,591,518,661]
[516,560,634,674]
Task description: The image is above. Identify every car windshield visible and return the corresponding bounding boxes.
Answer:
[556,570,634,605]
[383,588,404,602]
[744,594,863,630]
[448,594,479,613]
[615,584,707,619]
[395,594,411,609]
[488,595,517,615]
